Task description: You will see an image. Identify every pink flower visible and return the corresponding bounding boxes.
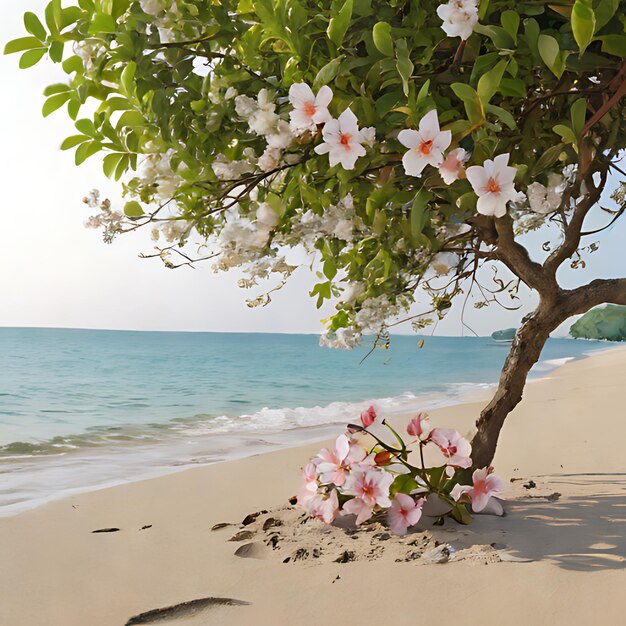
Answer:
[360,405,377,428]
[398,109,452,177]
[295,462,318,508]
[467,467,503,512]
[388,493,424,536]
[466,153,518,218]
[344,467,393,511]
[406,412,431,440]
[439,147,467,184]
[314,108,367,170]
[315,434,366,486]
[430,428,472,468]
[308,489,339,524]
[288,83,333,135]
[342,496,375,525]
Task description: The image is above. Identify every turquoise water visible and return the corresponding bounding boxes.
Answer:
[0,327,605,514]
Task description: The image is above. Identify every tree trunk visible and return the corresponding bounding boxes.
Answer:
[469,305,561,469]
[470,277,626,469]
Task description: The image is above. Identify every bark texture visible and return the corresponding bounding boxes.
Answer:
[469,209,626,469]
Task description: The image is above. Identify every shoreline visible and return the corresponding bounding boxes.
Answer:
[1,342,617,518]
[1,342,621,518]
[1,345,625,625]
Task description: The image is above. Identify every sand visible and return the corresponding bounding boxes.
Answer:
[1,346,626,625]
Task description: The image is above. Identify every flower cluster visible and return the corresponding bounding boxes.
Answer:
[399,109,520,218]
[297,407,503,534]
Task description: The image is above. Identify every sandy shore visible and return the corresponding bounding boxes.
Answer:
[2,346,626,625]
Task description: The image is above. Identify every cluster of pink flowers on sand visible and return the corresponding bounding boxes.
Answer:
[297,407,503,535]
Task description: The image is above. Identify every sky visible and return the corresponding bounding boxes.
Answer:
[1,1,624,336]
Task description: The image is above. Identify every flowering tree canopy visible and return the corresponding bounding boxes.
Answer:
[6,0,626,465]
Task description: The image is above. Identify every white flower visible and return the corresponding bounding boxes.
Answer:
[234,95,257,118]
[466,153,518,218]
[266,120,295,150]
[158,27,176,44]
[398,110,452,177]
[224,87,238,100]
[361,126,376,148]
[256,203,280,229]
[355,295,400,331]
[439,147,467,184]
[248,108,279,136]
[161,220,188,242]
[140,0,165,16]
[526,173,565,215]
[343,282,365,303]
[156,177,179,201]
[258,147,282,172]
[431,252,459,276]
[334,219,355,240]
[314,108,367,170]
[436,0,479,41]
[211,154,254,181]
[319,328,361,350]
[289,83,333,135]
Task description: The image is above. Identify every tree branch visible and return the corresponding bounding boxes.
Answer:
[494,214,556,297]
[543,166,607,276]
[563,277,626,317]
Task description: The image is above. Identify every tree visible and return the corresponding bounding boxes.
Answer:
[6,0,626,467]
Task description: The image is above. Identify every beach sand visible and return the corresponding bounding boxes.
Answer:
[1,346,625,625]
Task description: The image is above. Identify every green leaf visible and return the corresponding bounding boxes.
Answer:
[62,55,83,74]
[45,84,72,97]
[390,474,420,497]
[473,24,514,50]
[570,98,587,135]
[485,103,516,129]
[120,61,136,98]
[103,153,125,178]
[372,21,394,56]
[88,12,117,34]
[60,134,89,150]
[45,0,62,35]
[553,123,578,146]
[49,40,63,63]
[396,40,413,97]
[75,118,98,137]
[593,0,618,30]
[500,10,520,44]
[19,48,47,69]
[450,503,473,525]
[451,83,484,124]
[4,36,43,55]
[477,59,508,104]
[327,0,353,47]
[75,140,102,165]
[598,34,626,58]
[42,92,70,117]
[24,12,47,41]
[314,57,342,87]
[116,110,145,129]
[538,34,568,78]
[123,200,144,217]
[411,189,432,238]
[533,143,566,173]
[572,0,596,55]
[416,79,430,102]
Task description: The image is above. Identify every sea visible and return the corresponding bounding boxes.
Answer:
[0,327,606,516]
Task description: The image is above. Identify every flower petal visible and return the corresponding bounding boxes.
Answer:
[398,129,420,149]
